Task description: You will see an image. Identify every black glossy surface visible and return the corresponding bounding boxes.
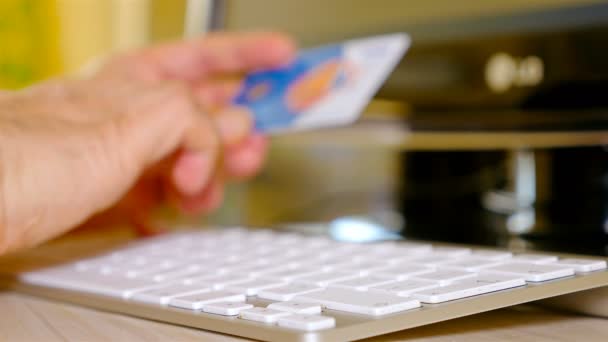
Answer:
[398,147,608,257]
[405,110,608,132]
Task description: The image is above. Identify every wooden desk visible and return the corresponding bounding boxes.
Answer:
[1,228,606,342]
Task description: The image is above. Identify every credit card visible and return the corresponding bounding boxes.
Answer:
[233,33,411,133]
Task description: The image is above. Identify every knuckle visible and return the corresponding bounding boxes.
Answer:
[151,82,198,124]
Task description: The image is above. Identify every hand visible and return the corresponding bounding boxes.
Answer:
[0,32,295,254]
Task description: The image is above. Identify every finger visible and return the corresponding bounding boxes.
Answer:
[171,149,216,196]
[111,83,220,200]
[171,105,252,195]
[193,77,243,108]
[213,106,253,146]
[135,31,296,81]
[176,177,225,215]
[224,133,268,180]
[162,89,221,197]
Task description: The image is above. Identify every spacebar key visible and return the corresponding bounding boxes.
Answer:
[296,288,421,316]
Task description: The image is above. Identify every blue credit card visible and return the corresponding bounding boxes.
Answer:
[234,33,411,134]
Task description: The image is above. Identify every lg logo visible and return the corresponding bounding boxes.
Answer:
[485,52,544,93]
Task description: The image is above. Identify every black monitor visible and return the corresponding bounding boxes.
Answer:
[380,2,608,110]
[213,1,608,110]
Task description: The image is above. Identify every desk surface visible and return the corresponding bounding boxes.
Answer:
[1,227,607,342]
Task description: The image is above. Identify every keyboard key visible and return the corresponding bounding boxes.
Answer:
[331,243,364,254]
[342,261,393,276]
[96,264,134,276]
[411,273,526,303]
[239,307,292,323]
[93,276,173,299]
[430,247,471,257]
[442,258,506,271]
[329,276,396,291]
[318,258,361,270]
[377,242,433,255]
[204,261,253,274]
[371,264,435,280]
[366,242,401,254]
[407,255,454,267]
[295,272,361,287]
[123,263,178,278]
[149,265,203,282]
[224,278,286,296]
[281,256,329,269]
[267,301,322,314]
[258,284,324,301]
[370,279,440,297]
[202,302,254,316]
[297,288,421,316]
[240,264,294,277]
[485,262,574,282]
[382,254,423,265]
[277,314,336,331]
[301,236,334,246]
[263,267,325,281]
[185,274,252,289]
[512,254,558,264]
[74,256,120,272]
[551,258,607,273]
[471,250,513,260]
[412,269,477,285]
[381,250,433,263]
[21,267,171,299]
[169,291,246,310]
[131,282,212,305]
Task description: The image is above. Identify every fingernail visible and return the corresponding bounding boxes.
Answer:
[216,107,252,145]
[172,152,213,196]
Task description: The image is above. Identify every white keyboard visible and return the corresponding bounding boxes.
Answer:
[14,228,608,341]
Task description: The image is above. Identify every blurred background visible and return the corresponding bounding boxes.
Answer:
[2,0,608,254]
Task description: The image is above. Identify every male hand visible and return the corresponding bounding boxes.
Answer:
[0,32,295,254]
